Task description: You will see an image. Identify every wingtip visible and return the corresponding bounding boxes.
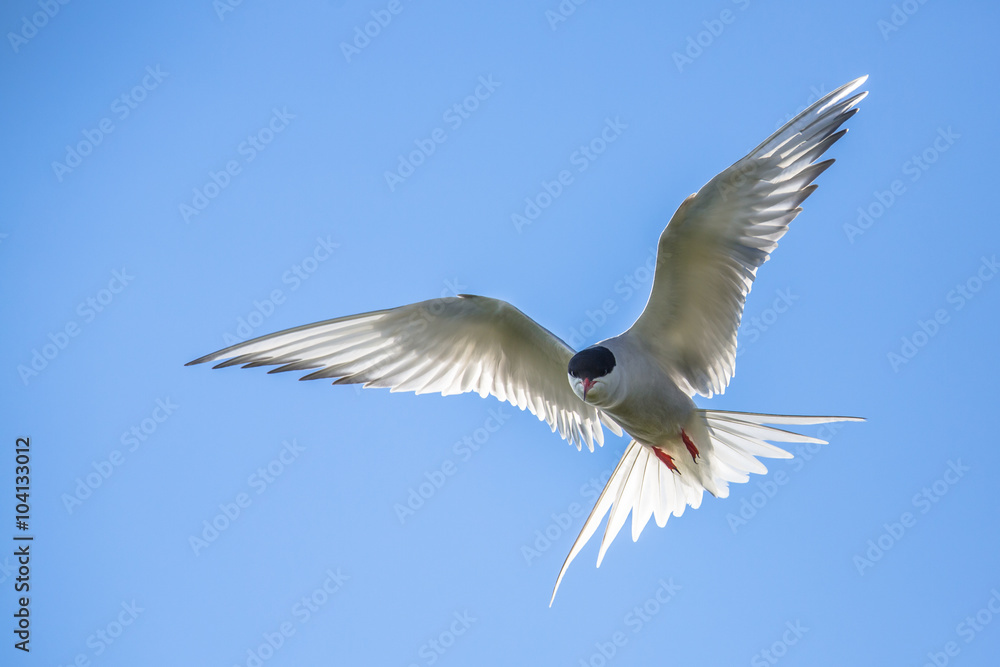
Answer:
[818,77,868,116]
[841,75,869,94]
[185,354,214,367]
[186,349,248,368]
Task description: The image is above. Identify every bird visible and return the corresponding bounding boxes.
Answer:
[188,76,867,606]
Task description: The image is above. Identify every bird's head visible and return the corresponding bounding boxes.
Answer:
[568,345,619,405]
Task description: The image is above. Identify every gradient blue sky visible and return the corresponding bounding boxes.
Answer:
[3,1,999,665]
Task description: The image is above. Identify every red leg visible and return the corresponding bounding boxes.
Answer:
[653,447,680,474]
[681,429,699,463]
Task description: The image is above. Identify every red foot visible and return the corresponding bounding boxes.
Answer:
[681,429,699,463]
[653,447,680,474]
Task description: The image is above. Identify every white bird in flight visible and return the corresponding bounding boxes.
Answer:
[189,76,867,605]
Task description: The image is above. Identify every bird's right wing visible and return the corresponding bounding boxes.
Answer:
[188,295,622,451]
[626,76,868,398]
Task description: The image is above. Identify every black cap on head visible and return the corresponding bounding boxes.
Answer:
[568,346,616,380]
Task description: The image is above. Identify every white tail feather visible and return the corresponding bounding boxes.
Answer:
[549,410,862,605]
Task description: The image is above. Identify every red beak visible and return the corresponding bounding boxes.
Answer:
[582,378,595,399]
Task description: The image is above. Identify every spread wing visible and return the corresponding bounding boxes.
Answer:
[188,295,622,451]
[626,76,868,397]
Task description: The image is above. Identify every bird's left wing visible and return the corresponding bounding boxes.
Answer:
[626,76,868,397]
[188,295,622,451]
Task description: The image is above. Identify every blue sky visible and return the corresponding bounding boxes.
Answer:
[3,1,999,665]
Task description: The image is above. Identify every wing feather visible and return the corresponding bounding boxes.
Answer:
[626,76,868,397]
[189,295,623,450]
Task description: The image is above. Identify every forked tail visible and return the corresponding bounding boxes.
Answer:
[549,410,863,605]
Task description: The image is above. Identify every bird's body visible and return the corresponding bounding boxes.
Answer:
[189,76,868,604]
[582,336,695,449]
[587,335,695,434]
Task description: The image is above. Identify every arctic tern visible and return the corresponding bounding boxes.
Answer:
[189,76,867,605]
